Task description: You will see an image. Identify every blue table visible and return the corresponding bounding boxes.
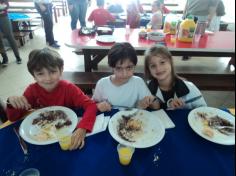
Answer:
[0,109,234,176]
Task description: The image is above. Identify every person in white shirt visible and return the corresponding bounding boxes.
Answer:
[147,0,163,30]
[93,42,160,112]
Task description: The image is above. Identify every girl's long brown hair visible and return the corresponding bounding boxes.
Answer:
[144,45,177,83]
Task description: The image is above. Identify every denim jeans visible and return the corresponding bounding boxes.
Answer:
[35,3,55,45]
[0,16,20,59]
[69,1,88,30]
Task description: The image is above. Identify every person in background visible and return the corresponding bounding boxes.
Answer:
[93,42,159,112]
[6,48,97,150]
[34,0,60,48]
[88,0,115,26]
[156,0,170,14]
[183,0,220,27]
[67,0,89,30]
[144,45,207,109]
[208,0,225,32]
[126,0,143,28]
[0,0,22,66]
[147,0,163,30]
[0,98,7,123]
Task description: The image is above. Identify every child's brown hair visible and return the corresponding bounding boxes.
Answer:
[144,45,177,81]
[27,48,64,76]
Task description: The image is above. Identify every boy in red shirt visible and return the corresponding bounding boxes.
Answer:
[6,48,97,150]
[88,0,115,26]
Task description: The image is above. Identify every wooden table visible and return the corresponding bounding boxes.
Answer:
[65,28,235,72]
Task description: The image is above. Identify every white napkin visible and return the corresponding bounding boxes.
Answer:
[85,114,110,137]
[150,110,175,129]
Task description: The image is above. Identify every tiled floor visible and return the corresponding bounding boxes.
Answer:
[0,15,235,124]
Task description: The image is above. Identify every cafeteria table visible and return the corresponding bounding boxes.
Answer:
[0,109,234,176]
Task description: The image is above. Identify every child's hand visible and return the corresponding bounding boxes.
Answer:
[169,98,185,109]
[69,128,86,150]
[97,101,112,112]
[7,96,31,110]
[138,96,156,109]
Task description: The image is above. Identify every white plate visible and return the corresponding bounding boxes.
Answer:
[108,109,165,148]
[147,31,165,41]
[19,106,78,145]
[188,107,235,145]
[96,35,116,43]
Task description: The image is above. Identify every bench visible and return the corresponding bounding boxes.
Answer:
[8,0,59,23]
[62,72,235,94]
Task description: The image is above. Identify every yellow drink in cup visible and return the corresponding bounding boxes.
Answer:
[170,34,176,44]
[57,133,72,150]
[117,144,135,165]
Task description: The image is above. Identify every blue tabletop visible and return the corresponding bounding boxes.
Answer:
[0,109,234,176]
[8,13,30,20]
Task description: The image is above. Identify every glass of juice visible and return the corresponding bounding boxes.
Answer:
[57,132,72,150]
[117,144,135,165]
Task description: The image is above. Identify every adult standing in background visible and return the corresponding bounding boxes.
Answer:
[126,0,143,28]
[0,0,22,66]
[182,0,220,61]
[34,0,60,48]
[67,0,90,30]
[208,0,225,31]
[183,0,220,28]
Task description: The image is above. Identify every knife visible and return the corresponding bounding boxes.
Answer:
[185,95,203,104]
[13,127,28,155]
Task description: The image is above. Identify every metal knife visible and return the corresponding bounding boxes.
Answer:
[13,127,28,155]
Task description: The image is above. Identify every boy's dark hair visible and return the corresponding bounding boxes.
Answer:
[108,42,138,67]
[97,0,104,6]
[27,48,64,76]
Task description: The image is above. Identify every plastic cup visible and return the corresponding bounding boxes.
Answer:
[19,168,40,176]
[146,24,152,32]
[57,133,72,150]
[117,144,135,165]
[170,34,176,44]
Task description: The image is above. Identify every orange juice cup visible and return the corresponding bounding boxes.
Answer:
[117,144,135,165]
[170,34,176,43]
[57,133,72,150]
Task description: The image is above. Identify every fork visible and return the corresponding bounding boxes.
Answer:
[13,126,28,155]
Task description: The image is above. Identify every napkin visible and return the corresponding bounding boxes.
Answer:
[150,110,175,129]
[85,114,110,137]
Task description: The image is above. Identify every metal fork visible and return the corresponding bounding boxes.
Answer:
[13,127,28,155]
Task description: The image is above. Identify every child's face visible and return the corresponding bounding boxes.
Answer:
[113,59,135,82]
[33,67,63,92]
[148,55,172,82]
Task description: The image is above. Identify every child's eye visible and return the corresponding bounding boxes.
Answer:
[35,72,44,76]
[50,70,58,74]
[149,64,156,69]
[160,61,166,64]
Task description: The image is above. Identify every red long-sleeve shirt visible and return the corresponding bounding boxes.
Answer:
[88,8,115,26]
[6,80,97,132]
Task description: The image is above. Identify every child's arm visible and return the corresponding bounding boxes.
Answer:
[7,96,31,110]
[168,98,185,109]
[97,101,112,112]
[6,95,32,122]
[69,128,86,150]
[137,96,160,109]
